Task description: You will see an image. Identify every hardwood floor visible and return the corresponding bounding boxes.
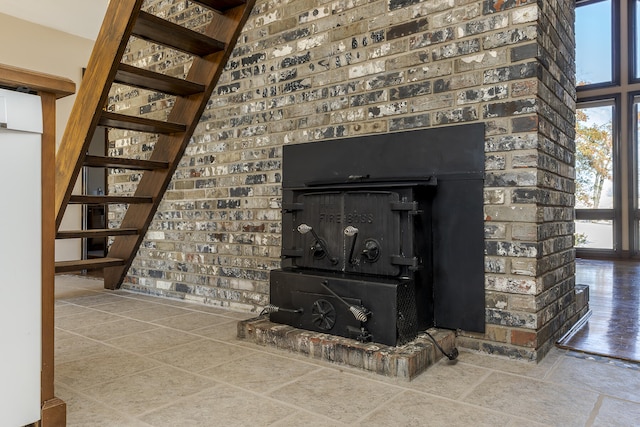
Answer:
[558,259,640,363]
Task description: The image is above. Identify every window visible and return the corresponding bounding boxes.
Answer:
[635,1,640,79]
[575,103,615,250]
[575,104,614,211]
[634,96,640,251]
[576,0,613,86]
[575,0,630,256]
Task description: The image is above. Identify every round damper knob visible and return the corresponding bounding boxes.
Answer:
[361,239,380,262]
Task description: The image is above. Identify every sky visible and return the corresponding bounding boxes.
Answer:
[575,0,614,85]
[574,1,616,218]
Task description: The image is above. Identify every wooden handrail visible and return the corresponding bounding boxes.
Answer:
[0,64,74,99]
[0,63,75,427]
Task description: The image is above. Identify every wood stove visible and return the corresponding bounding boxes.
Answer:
[269,124,486,346]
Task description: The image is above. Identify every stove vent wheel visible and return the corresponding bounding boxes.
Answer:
[311,298,336,331]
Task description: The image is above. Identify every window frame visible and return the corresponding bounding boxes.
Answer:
[630,0,640,83]
[629,92,640,255]
[575,0,633,258]
[574,96,622,256]
[575,0,619,90]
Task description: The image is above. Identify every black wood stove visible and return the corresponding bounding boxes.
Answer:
[268,124,486,346]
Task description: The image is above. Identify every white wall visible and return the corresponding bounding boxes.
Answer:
[0,12,96,261]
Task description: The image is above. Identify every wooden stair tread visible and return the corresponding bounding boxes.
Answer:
[69,195,153,204]
[99,111,186,134]
[56,228,139,239]
[55,257,126,273]
[84,155,169,170]
[115,63,204,96]
[191,0,247,11]
[133,11,225,57]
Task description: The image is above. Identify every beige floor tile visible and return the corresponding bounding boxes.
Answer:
[55,303,94,318]
[455,347,563,379]
[113,292,176,303]
[58,293,127,307]
[357,390,518,426]
[119,304,192,321]
[55,274,105,288]
[149,339,255,372]
[107,327,200,355]
[463,371,599,426]
[190,320,242,342]
[56,384,143,427]
[405,358,492,399]
[56,350,159,390]
[112,290,253,319]
[151,311,232,331]
[181,303,238,315]
[140,383,293,426]
[270,411,350,427]
[218,310,256,320]
[55,286,100,299]
[54,328,78,342]
[55,276,105,299]
[546,356,640,403]
[504,418,549,427]
[267,368,403,424]
[88,297,161,314]
[83,366,217,417]
[139,296,254,320]
[199,352,319,393]
[55,335,116,364]
[592,396,640,427]
[69,318,159,341]
[55,310,124,331]
[141,296,222,309]
[52,277,640,427]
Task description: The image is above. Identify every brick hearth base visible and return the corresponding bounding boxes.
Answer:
[237,317,457,380]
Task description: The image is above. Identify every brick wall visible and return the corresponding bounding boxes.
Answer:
[109,0,577,360]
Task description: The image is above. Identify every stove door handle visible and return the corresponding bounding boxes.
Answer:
[297,224,313,234]
[343,226,359,237]
[344,226,359,264]
[297,223,339,265]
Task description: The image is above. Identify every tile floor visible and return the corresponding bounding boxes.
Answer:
[55,275,640,426]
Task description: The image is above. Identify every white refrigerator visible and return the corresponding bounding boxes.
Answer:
[0,88,43,425]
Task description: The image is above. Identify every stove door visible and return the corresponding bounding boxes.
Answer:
[293,191,345,270]
[342,191,401,276]
[289,190,408,276]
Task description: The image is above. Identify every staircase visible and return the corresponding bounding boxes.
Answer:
[54,0,255,289]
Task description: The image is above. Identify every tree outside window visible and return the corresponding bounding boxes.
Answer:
[574,105,614,249]
[575,109,613,210]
